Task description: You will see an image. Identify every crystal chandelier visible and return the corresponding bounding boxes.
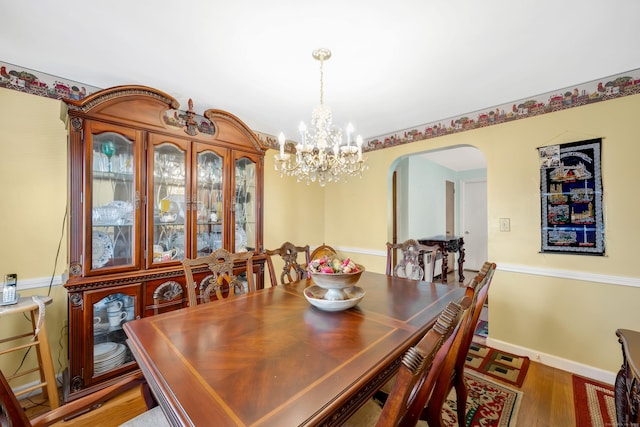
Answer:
[275,48,367,186]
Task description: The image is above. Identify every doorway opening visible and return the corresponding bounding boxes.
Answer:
[390,145,487,274]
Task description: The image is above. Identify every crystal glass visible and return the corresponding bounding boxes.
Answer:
[101,141,116,172]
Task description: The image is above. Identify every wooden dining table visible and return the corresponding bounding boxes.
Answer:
[123,271,464,427]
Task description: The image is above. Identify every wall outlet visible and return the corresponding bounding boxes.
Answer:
[499,218,511,232]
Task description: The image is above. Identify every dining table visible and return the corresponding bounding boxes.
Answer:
[123,270,465,427]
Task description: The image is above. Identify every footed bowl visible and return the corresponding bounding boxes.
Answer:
[309,264,365,300]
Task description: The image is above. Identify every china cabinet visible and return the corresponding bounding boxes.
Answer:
[61,85,265,400]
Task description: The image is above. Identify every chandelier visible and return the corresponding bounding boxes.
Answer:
[275,48,367,186]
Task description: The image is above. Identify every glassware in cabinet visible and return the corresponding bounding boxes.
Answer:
[196,149,225,257]
[89,126,138,274]
[149,136,188,266]
[87,284,141,380]
[234,155,258,252]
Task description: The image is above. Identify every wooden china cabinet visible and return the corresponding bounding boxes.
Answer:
[61,85,266,400]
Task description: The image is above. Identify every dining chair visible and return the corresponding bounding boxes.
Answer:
[367,263,496,424]
[346,300,466,427]
[309,242,337,261]
[265,241,310,287]
[182,249,254,306]
[422,262,496,427]
[0,370,168,427]
[386,239,440,282]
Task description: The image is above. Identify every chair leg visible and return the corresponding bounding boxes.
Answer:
[455,377,468,427]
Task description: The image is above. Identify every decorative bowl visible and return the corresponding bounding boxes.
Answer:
[159,211,178,223]
[309,264,365,300]
[304,285,365,311]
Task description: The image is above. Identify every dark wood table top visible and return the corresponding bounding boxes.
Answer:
[124,271,464,426]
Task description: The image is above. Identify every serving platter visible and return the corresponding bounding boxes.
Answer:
[304,285,365,312]
[92,231,113,269]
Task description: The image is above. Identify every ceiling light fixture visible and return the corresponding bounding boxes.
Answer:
[275,48,367,186]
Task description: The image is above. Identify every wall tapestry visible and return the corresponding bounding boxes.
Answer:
[539,138,604,255]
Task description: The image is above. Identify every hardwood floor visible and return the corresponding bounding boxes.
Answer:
[516,361,576,426]
[20,384,148,426]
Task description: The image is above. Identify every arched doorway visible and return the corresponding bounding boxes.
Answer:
[390,145,487,272]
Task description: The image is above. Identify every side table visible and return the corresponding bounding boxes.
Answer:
[417,235,465,283]
[615,328,640,426]
[0,295,58,408]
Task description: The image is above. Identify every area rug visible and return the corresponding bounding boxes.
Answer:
[465,342,529,387]
[572,375,616,427]
[441,370,522,427]
[475,320,489,338]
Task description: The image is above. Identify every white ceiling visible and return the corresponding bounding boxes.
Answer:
[3,0,640,154]
[421,147,486,171]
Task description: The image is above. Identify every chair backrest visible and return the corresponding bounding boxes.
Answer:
[0,368,32,426]
[182,249,254,306]
[386,239,440,281]
[423,262,497,427]
[265,242,310,287]
[375,300,466,427]
[309,243,337,261]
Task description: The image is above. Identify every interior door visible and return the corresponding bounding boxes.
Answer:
[461,179,488,270]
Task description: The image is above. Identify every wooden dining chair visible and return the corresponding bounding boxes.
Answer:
[182,249,254,306]
[309,242,337,261]
[346,300,466,427]
[386,239,440,282]
[367,263,496,424]
[422,262,497,427]
[265,241,310,287]
[0,370,167,427]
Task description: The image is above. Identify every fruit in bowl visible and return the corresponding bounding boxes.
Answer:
[307,257,365,300]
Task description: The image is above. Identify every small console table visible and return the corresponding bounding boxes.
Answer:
[417,235,465,283]
[615,328,640,426]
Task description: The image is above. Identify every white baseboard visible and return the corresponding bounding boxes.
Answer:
[486,336,616,385]
[11,373,64,398]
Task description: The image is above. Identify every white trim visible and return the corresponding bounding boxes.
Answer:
[16,275,64,291]
[497,263,640,288]
[334,246,387,257]
[332,250,640,288]
[486,337,616,385]
[10,373,64,397]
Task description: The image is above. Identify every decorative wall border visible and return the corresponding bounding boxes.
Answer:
[3,60,640,154]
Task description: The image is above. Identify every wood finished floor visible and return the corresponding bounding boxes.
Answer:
[19,269,577,426]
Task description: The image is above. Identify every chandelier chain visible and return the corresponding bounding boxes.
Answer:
[319,56,324,106]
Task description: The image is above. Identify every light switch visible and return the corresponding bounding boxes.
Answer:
[499,218,510,232]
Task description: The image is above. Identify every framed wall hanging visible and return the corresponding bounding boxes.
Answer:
[539,138,604,255]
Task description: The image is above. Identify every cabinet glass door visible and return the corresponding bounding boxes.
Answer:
[196,150,224,257]
[234,156,257,252]
[90,127,136,273]
[89,286,140,379]
[150,138,187,266]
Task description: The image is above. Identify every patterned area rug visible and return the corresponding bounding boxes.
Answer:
[465,342,529,387]
[475,320,489,338]
[572,375,616,427]
[442,371,522,427]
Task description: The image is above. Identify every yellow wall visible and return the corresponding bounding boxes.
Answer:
[318,94,640,375]
[0,89,69,384]
[2,86,639,384]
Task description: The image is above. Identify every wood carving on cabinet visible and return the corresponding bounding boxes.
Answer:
[61,85,266,400]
